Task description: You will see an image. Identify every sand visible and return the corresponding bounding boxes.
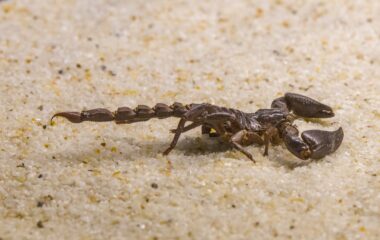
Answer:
[0,0,379,239]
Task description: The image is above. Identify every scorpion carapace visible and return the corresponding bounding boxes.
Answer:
[52,93,344,162]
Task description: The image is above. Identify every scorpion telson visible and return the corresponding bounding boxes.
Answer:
[52,93,344,163]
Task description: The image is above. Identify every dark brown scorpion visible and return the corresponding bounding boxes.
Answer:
[52,93,344,163]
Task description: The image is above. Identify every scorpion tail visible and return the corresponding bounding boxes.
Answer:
[51,109,115,123]
[51,102,189,124]
[271,93,334,118]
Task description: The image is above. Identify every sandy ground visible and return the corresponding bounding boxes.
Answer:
[0,0,380,239]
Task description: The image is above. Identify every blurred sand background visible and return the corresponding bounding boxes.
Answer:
[0,0,379,239]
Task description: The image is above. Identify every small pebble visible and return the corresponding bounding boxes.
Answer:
[17,163,25,168]
[37,221,44,228]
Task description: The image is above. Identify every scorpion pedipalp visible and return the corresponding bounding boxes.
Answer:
[272,93,334,118]
[301,127,344,159]
[282,125,344,160]
[282,125,311,160]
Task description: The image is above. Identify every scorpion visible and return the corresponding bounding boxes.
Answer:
[52,93,344,163]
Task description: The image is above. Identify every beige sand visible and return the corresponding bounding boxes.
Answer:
[0,0,379,239]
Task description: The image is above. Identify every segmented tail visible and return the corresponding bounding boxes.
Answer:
[51,102,190,124]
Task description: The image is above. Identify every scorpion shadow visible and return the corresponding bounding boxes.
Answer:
[51,135,312,169]
[126,135,235,158]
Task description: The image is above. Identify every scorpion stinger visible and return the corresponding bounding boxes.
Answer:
[52,93,344,163]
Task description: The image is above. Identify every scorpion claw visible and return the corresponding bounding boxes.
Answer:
[301,127,344,159]
[283,131,311,160]
[272,93,334,118]
[282,125,343,160]
[285,93,334,118]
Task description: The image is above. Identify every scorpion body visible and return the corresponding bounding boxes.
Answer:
[52,93,344,162]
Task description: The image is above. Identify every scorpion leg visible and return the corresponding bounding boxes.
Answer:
[230,130,256,163]
[204,112,237,122]
[283,125,344,160]
[163,104,210,155]
[202,125,212,134]
[170,121,202,134]
[163,118,186,155]
[271,93,334,118]
[174,111,238,137]
[203,112,244,131]
[203,112,246,139]
[263,127,279,156]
